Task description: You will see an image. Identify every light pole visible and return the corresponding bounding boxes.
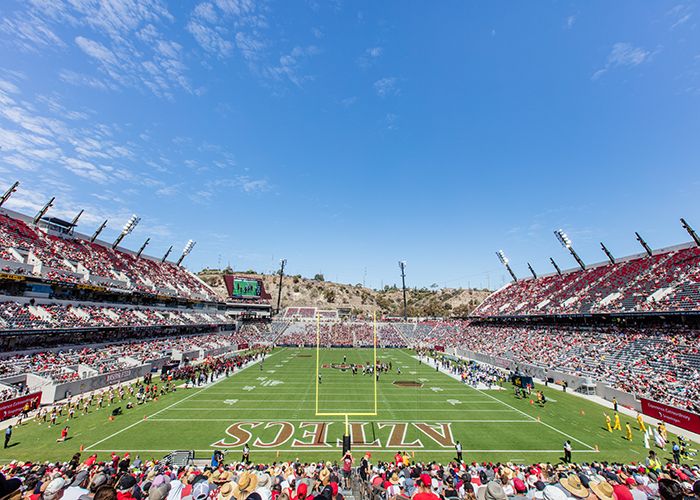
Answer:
[600,242,615,264]
[0,181,19,208]
[635,232,652,257]
[550,257,562,276]
[554,229,585,270]
[495,250,518,282]
[176,239,196,266]
[112,214,140,250]
[277,259,287,315]
[399,261,407,320]
[681,218,700,247]
[527,262,537,279]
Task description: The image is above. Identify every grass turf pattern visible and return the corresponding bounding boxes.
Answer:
[0,347,689,465]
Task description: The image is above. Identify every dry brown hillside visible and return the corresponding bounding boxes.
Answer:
[198,269,491,317]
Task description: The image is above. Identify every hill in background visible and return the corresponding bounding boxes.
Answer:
[198,269,491,317]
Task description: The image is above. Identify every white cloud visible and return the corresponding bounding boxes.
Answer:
[58,69,115,91]
[75,36,119,66]
[565,15,576,29]
[63,157,110,183]
[0,80,20,94]
[263,46,319,87]
[187,0,317,89]
[2,154,38,171]
[0,13,65,52]
[374,77,398,97]
[3,1,190,98]
[236,32,266,61]
[341,96,357,107]
[592,42,653,80]
[357,46,383,69]
[385,113,398,130]
[239,177,270,192]
[187,17,233,57]
[668,4,693,29]
[156,184,180,197]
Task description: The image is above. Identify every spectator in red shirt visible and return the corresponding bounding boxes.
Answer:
[412,474,439,500]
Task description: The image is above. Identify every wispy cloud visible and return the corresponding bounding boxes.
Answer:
[592,42,654,80]
[667,4,693,29]
[58,69,116,92]
[187,3,234,57]
[0,13,65,52]
[357,46,383,69]
[187,0,319,89]
[565,15,576,29]
[374,77,399,97]
[385,113,398,130]
[341,96,357,107]
[263,45,320,86]
[3,0,190,99]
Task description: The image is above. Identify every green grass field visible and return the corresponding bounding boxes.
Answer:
[1,347,692,465]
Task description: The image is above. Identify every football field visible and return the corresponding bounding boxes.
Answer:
[0,347,683,464]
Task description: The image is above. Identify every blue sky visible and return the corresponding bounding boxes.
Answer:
[0,1,698,290]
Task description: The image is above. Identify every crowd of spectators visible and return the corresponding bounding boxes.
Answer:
[410,322,700,413]
[275,322,406,347]
[474,246,700,317]
[0,302,232,331]
[0,451,698,500]
[0,213,217,302]
[247,315,700,411]
[0,333,242,383]
[0,384,29,403]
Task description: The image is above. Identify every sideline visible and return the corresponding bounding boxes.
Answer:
[397,349,598,451]
[84,348,286,451]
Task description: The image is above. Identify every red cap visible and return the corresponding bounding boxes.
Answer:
[420,474,432,487]
[625,478,636,486]
[613,485,634,500]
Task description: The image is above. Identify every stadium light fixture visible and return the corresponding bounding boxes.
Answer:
[161,245,173,263]
[277,258,287,315]
[136,238,150,259]
[600,242,615,264]
[399,261,408,321]
[0,181,19,208]
[176,239,196,266]
[527,262,537,279]
[33,197,55,225]
[635,232,653,257]
[495,250,518,282]
[680,218,700,247]
[112,214,140,249]
[549,257,562,276]
[90,220,108,243]
[554,229,586,270]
